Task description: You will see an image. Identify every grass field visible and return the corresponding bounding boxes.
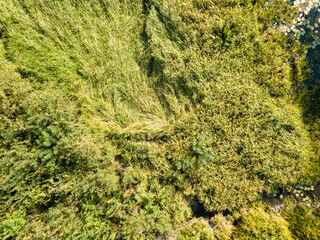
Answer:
[0,0,319,239]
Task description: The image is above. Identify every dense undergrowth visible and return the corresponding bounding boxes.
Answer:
[0,0,319,239]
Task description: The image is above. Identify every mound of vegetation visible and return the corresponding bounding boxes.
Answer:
[0,0,319,239]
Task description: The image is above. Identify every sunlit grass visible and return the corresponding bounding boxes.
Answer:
[0,0,319,238]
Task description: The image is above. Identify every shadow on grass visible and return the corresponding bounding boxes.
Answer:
[299,47,320,151]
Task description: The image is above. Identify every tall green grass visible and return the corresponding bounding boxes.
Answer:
[0,0,318,238]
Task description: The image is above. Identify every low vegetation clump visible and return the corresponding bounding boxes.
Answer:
[233,204,293,240]
[282,201,320,239]
[0,0,319,239]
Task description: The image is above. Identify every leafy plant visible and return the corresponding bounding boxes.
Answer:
[213,20,236,47]
[192,135,215,166]
[0,210,26,240]
[176,156,194,172]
